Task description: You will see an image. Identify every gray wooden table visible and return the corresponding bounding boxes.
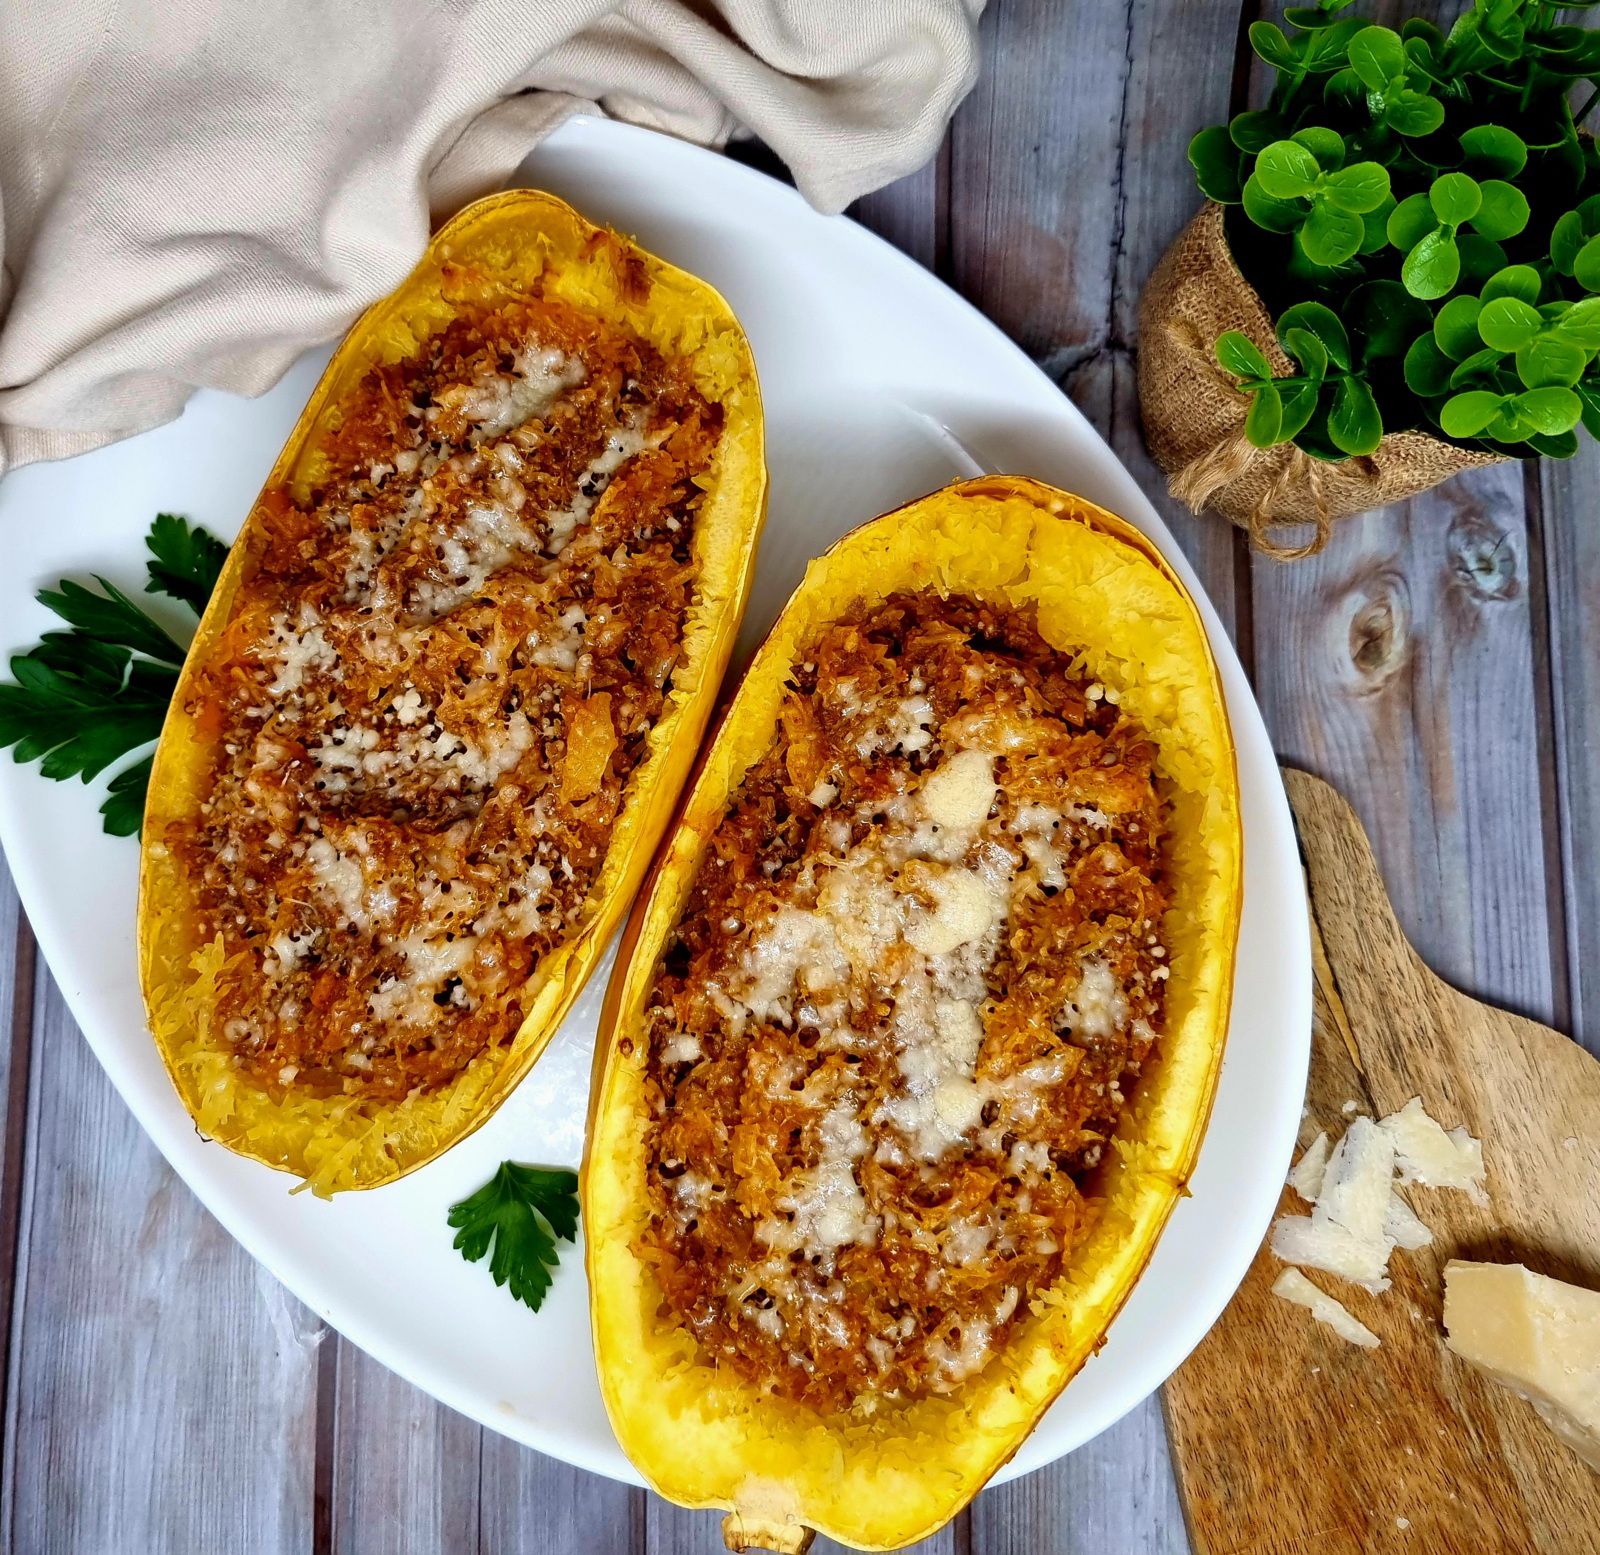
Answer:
[3,2,1596,1551]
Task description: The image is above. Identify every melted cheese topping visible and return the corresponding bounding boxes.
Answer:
[638,593,1171,1412]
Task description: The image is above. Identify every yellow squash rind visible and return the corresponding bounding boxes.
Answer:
[584,476,1241,1551]
[138,190,766,1195]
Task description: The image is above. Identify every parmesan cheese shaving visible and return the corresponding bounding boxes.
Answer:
[1379,1096,1487,1202]
[1272,1267,1381,1349]
[1288,1130,1331,1202]
[1270,1215,1393,1293]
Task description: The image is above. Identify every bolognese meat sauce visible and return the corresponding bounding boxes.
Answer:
[170,281,722,1100]
[637,594,1171,1411]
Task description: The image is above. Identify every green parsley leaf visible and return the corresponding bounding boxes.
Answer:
[101,753,155,837]
[0,513,227,836]
[145,511,229,615]
[447,1162,579,1313]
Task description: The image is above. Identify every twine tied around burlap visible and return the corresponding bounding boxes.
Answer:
[1137,203,1503,559]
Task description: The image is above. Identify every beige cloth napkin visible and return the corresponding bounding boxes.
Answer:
[0,0,983,477]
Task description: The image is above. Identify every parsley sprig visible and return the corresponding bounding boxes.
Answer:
[0,514,228,836]
[448,1162,580,1313]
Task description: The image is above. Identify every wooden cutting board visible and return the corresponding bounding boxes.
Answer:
[1162,768,1600,1555]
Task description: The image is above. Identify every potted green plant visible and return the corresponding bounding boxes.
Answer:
[1139,0,1600,555]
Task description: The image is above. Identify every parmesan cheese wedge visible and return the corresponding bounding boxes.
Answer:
[1272,1267,1381,1350]
[1444,1260,1600,1472]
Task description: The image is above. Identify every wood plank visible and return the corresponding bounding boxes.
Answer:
[969,1398,1188,1555]
[1,965,321,1555]
[1250,464,1561,1028]
[849,151,943,274]
[1109,0,1254,653]
[326,1341,482,1555]
[0,855,34,1453]
[477,1430,641,1555]
[1536,443,1600,1054]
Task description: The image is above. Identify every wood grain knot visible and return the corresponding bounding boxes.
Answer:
[1447,511,1521,603]
[1339,569,1412,693]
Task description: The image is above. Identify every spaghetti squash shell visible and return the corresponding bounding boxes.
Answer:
[138,190,766,1194]
[584,476,1240,1551]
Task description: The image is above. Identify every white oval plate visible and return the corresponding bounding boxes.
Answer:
[0,117,1309,1487]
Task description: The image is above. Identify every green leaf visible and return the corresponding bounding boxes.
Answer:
[1401,17,1445,49]
[1430,172,1482,226]
[1328,375,1383,455]
[1304,14,1368,68]
[1402,226,1461,300]
[1515,335,1589,388]
[1216,331,1272,381]
[1470,180,1530,241]
[1300,202,1364,265]
[1440,389,1508,438]
[1477,296,1543,352]
[447,1162,580,1314]
[1292,125,1347,167]
[1189,126,1243,203]
[1250,20,1297,69]
[1552,211,1588,276]
[1526,430,1580,460]
[1229,110,1286,153]
[1348,24,1406,88]
[1245,382,1285,447]
[144,513,229,616]
[1278,300,1351,370]
[1387,89,1446,137]
[1554,296,1600,347]
[1243,174,1306,234]
[0,650,173,785]
[1322,160,1391,213]
[1282,328,1329,378]
[1481,264,1542,305]
[1577,382,1600,441]
[1448,347,1507,390]
[1404,334,1456,397]
[1458,124,1527,177]
[100,753,153,837]
[1575,234,1600,292]
[1359,199,1396,254]
[1279,382,1322,443]
[0,511,222,838]
[1513,386,1582,435]
[36,577,186,666]
[1350,279,1429,359]
[1256,140,1322,200]
[1433,295,1484,361]
[1458,236,1508,290]
[1387,192,1437,250]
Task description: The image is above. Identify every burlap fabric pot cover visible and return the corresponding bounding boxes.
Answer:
[1138,202,1504,559]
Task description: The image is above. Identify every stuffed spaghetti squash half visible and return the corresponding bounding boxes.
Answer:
[585,477,1240,1551]
[139,190,764,1194]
